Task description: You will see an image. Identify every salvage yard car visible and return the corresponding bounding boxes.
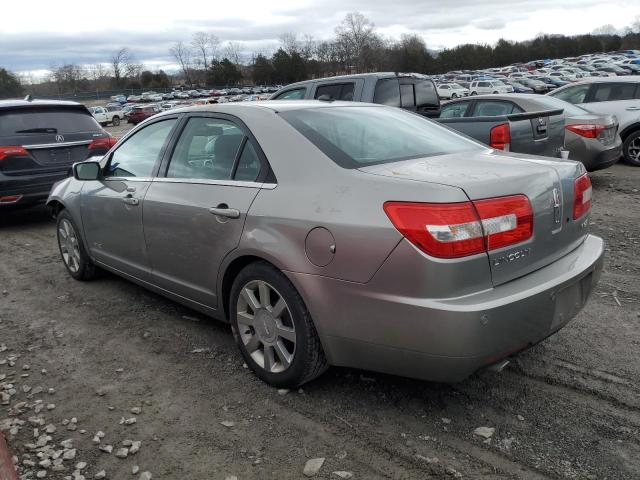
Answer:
[47,101,604,388]
[0,98,116,208]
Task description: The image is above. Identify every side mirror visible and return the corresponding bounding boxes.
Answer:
[73,161,101,181]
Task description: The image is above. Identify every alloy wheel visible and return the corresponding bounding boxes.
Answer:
[236,280,296,373]
[58,218,81,273]
[628,137,640,163]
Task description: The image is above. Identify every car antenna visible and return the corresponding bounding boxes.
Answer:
[24,94,33,102]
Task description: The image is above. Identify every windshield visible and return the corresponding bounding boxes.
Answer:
[280,106,482,168]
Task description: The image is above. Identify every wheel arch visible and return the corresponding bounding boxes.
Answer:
[619,122,640,141]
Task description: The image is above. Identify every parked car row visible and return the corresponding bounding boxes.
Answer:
[270,72,630,171]
[119,86,282,104]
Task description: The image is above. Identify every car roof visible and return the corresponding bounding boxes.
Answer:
[279,72,430,89]
[156,100,381,117]
[0,98,86,110]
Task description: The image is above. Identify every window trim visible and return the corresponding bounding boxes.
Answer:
[158,112,274,185]
[102,115,181,180]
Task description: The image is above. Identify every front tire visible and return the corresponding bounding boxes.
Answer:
[470,91,477,96]
[622,130,640,166]
[451,93,457,99]
[111,116,120,126]
[230,262,328,388]
[56,210,97,281]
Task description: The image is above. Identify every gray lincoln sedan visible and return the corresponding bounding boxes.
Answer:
[47,101,604,388]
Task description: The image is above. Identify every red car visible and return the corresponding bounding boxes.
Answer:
[127,105,160,124]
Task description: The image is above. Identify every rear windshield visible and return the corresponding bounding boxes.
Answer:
[0,108,101,137]
[530,96,588,116]
[280,106,482,168]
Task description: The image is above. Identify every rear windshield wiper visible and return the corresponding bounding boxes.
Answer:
[15,128,58,134]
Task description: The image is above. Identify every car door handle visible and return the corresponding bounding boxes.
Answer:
[209,206,240,219]
[122,196,139,206]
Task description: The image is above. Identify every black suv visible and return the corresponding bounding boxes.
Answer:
[0,98,116,208]
[271,72,441,117]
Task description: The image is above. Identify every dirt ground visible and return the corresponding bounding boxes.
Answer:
[1,162,639,480]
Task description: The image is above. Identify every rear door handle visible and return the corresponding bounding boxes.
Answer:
[209,206,240,219]
[122,196,139,206]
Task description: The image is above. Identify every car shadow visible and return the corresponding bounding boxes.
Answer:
[0,204,54,229]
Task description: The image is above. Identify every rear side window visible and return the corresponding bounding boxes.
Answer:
[400,84,415,107]
[415,80,439,108]
[275,88,306,100]
[440,102,470,118]
[167,118,243,180]
[373,79,400,107]
[315,83,355,101]
[473,101,522,116]
[0,108,102,137]
[591,83,638,102]
[551,84,590,104]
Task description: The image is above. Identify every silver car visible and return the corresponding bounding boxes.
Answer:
[547,76,640,166]
[47,101,604,388]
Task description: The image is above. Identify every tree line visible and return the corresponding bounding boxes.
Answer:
[1,12,640,98]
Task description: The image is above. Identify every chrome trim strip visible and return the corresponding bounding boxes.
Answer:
[24,140,92,149]
[151,177,277,189]
[103,177,153,182]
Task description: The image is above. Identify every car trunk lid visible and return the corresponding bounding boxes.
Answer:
[359,150,589,286]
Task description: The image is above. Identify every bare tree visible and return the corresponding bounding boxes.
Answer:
[592,24,617,36]
[191,32,220,70]
[170,41,194,85]
[279,32,300,55]
[111,48,131,86]
[631,15,640,34]
[225,41,244,65]
[50,64,84,94]
[335,12,378,72]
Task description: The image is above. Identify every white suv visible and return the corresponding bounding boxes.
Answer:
[436,83,470,99]
[470,80,513,95]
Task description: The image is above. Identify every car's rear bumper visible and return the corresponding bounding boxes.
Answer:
[288,234,604,382]
[0,171,68,207]
[585,142,621,171]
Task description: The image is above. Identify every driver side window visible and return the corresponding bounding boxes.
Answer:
[166,117,244,180]
[106,118,177,178]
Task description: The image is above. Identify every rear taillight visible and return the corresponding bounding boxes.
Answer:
[0,146,28,162]
[384,195,533,259]
[88,136,117,152]
[573,173,592,220]
[490,123,510,151]
[565,124,606,139]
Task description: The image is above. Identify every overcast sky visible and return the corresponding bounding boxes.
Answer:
[1,0,638,77]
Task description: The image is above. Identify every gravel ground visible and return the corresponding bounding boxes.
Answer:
[0,162,639,480]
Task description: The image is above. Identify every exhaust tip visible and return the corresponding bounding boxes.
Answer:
[487,359,510,373]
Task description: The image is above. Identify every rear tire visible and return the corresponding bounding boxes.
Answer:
[622,130,640,166]
[471,91,477,95]
[230,262,328,388]
[111,116,120,126]
[56,210,98,281]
